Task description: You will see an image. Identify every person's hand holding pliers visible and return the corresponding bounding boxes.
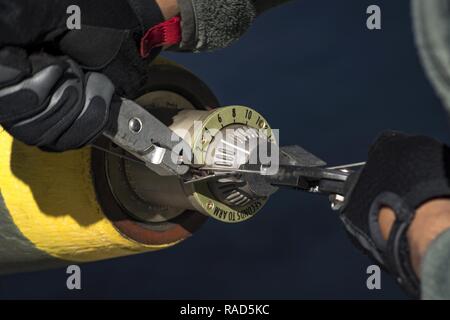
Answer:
[0,0,292,151]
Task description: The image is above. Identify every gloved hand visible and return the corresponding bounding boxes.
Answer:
[175,0,293,51]
[340,131,450,297]
[56,0,164,98]
[0,47,119,151]
[0,0,166,99]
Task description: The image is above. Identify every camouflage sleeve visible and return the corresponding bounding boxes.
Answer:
[411,0,450,117]
[421,229,450,299]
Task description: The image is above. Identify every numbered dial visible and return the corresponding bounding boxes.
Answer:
[190,106,274,223]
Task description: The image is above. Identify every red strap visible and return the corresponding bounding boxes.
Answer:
[140,16,182,58]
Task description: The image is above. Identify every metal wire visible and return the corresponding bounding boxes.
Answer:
[90,144,146,166]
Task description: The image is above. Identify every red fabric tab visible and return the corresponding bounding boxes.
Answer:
[140,16,182,58]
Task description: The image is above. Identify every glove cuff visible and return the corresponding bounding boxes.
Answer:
[368,192,419,297]
[176,0,197,50]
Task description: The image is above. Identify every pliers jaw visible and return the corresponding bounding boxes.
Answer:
[239,145,365,210]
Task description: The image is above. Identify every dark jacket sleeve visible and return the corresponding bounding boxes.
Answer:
[0,0,163,47]
[0,0,164,151]
[0,0,164,97]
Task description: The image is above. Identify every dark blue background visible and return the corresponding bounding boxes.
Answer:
[1,0,449,299]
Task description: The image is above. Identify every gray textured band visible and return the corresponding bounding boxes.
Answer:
[177,0,257,51]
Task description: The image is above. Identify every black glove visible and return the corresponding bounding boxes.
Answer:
[340,131,450,297]
[56,0,164,98]
[0,47,118,151]
[175,0,293,51]
[0,0,165,99]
